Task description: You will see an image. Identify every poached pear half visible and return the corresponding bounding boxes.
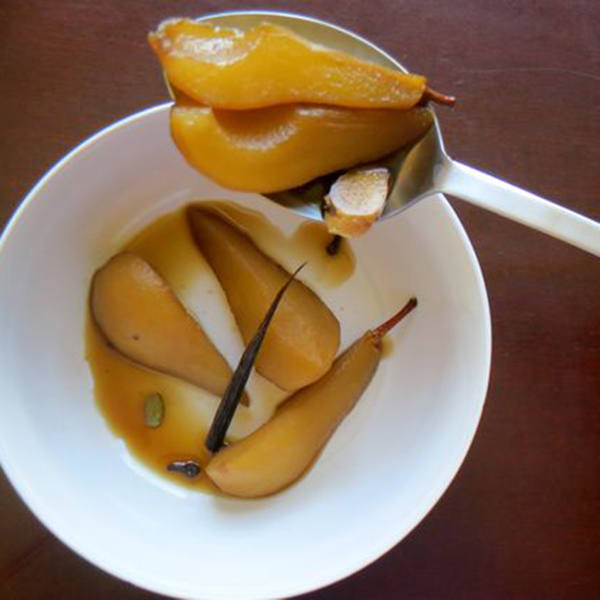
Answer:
[206,299,417,498]
[91,252,234,398]
[188,209,340,392]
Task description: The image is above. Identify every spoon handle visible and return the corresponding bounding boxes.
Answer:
[438,160,600,257]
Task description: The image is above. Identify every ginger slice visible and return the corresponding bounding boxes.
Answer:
[324,167,390,237]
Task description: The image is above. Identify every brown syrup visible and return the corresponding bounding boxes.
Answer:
[86,200,357,492]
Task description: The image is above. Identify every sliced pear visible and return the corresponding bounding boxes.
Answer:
[188,209,340,392]
[205,299,417,498]
[171,103,433,193]
[150,20,427,110]
[91,252,234,398]
[324,166,390,237]
[205,334,377,497]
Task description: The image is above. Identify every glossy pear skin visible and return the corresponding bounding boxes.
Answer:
[188,209,340,391]
[149,20,427,110]
[171,103,433,193]
[206,331,380,498]
[91,252,233,397]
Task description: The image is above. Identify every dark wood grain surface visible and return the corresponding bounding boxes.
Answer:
[1,1,599,598]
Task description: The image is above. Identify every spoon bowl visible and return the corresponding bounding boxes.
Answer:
[189,10,436,221]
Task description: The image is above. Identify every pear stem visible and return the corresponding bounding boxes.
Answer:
[424,87,456,107]
[372,297,417,342]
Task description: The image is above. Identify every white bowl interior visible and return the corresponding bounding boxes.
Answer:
[0,105,490,599]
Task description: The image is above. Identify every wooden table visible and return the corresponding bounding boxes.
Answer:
[1,1,599,598]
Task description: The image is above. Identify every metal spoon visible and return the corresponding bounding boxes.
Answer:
[191,11,600,257]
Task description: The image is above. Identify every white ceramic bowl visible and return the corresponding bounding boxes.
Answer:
[0,101,490,599]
